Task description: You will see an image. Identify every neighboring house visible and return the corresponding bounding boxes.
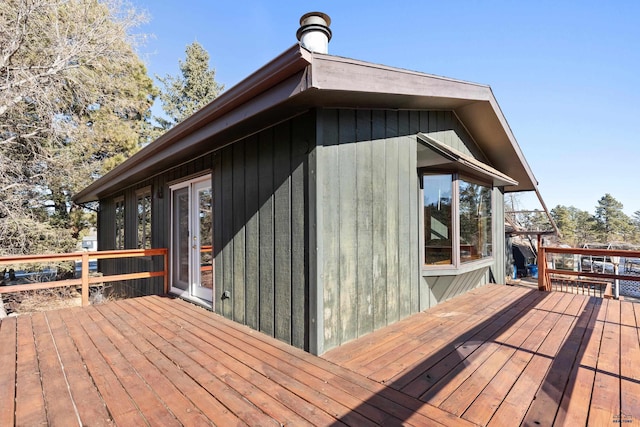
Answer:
[73,13,546,355]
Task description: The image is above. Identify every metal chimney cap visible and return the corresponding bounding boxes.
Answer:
[299,11,331,28]
[296,12,332,53]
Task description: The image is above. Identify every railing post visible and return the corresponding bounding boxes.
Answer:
[81,252,89,306]
[538,244,547,291]
[163,249,169,294]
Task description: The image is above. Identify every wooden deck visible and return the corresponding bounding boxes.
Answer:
[0,284,638,426]
[323,284,640,426]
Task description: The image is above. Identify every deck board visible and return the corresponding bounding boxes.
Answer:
[2,284,639,426]
[0,316,17,427]
[620,301,640,425]
[15,315,48,426]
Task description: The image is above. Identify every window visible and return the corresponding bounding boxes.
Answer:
[423,174,453,265]
[422,173,492,267]
[459,178,492,263]
[136,188,152,249]
[115,196,125,250]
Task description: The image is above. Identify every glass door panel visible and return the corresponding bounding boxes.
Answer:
[170,176,213,304]
[172,187,190,291]
[193,180,213,301]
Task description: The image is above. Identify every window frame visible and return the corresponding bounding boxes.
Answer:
[420,170,495,275]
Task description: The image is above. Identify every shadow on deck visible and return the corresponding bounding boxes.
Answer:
[322,284,640,426]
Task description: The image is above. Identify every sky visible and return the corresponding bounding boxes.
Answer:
[132,0,640,216]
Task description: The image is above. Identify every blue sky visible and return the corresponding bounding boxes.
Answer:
[133,1,640,216]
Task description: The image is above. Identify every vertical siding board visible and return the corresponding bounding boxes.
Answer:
[443,111,453,147]
[408,137,420,313]
[429,111,440,141]
[213,153,224,315]
[418,110,428,134]
[356,110,374,336]
[221,149,234,319]
[409,112,421,312]
[493,188,506,284]
[385,111,400,323]
[397,112,412,318]
[258,129,275,336]
[371,110,387,330]
[338,110,358,343]
[244,135,260,329]
[290,114,310,349]
[273,122,292,343]
[320,109,341,350]
[232,142,246,324]
[308,112,321,354]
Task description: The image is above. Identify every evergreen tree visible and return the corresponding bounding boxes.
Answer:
[156,41,224,130]
[0,0,157,255]
[550,205,597,246]
[631,211,640,243]
[594,194,632,243]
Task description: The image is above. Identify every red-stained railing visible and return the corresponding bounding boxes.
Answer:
[537,246,640,300]
[0,249,168,306]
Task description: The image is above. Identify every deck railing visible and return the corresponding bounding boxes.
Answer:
[538,246,640,300]
[0,249,168,306]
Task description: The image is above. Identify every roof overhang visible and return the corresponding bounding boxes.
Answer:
[74,45,543,204]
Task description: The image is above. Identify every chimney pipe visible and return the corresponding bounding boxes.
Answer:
[296,12,332,54]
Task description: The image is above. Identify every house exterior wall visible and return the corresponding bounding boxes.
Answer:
[96,107,509,355]
[213,112,313,350]
[314,108,505,353]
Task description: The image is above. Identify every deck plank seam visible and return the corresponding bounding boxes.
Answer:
[42,312,84,426]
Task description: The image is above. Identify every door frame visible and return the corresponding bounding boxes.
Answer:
[169,174,214,306]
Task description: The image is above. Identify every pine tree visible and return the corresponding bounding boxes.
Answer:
[156,41,224,130]
[594,194,632,243]
[550,205,597,246]
[0,0,157,254]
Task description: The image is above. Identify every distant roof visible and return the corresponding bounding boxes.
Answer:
[74,44,540,203]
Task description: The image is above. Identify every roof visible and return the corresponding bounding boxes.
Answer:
[74,44,540,203]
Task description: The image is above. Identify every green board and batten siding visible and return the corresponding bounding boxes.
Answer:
[214,113,313,350]
[97,107,506,355]
[315,108,505,352]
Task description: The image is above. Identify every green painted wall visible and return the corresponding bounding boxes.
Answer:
[314,108,502,353]
[97,107,509,355]
[214,113,313,349]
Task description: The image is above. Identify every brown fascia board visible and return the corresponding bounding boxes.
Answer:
[307,53,540,193]
[456,99,538,192]
[308,54,492,102]
[73,45,314,203]
[74,45,540,202]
